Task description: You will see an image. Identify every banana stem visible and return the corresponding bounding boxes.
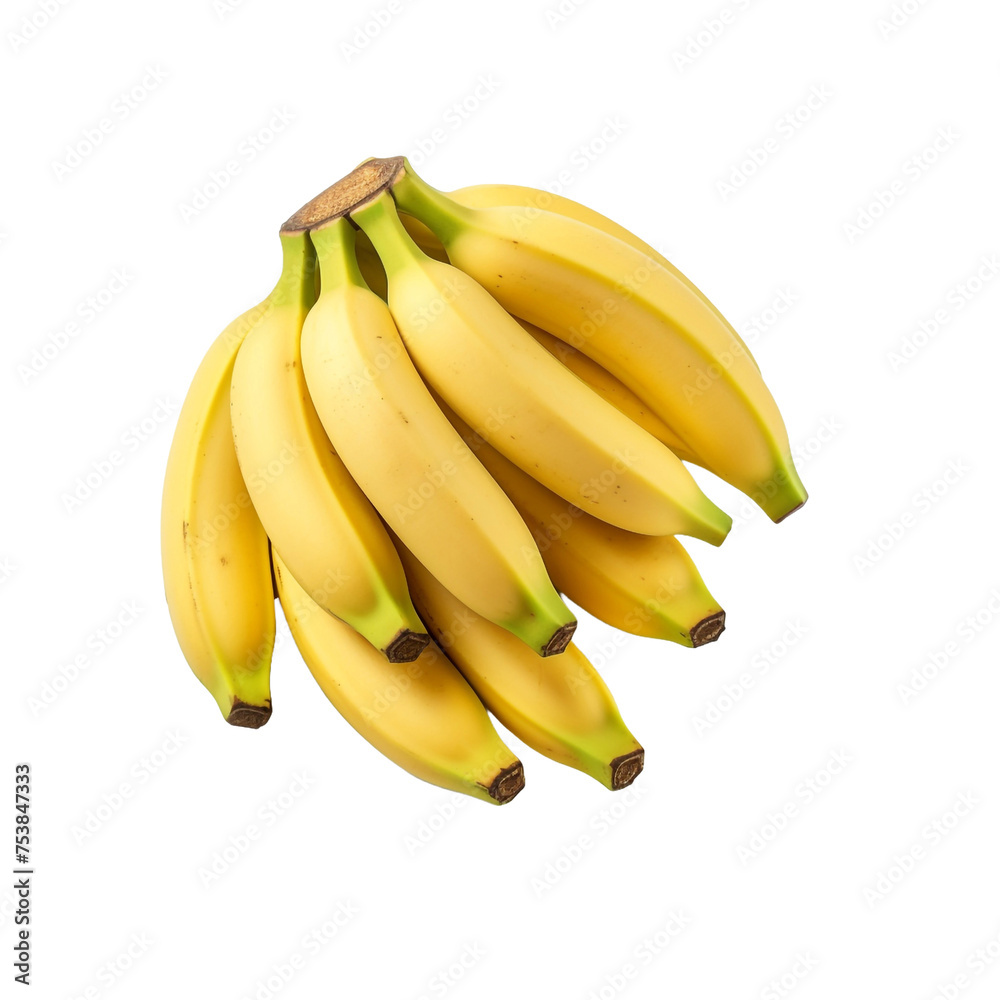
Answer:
[275,231,318,310]
[391,166,470,244]
[351,191,428,276]
[311,218,367,292]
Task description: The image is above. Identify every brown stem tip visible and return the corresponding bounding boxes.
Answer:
[280,156,406,234]
[385,629,431,663]
[489,762,525,804]
[690,611,726,648]
[610,749,644,790]
[541,620,577,657]
[227,700,272,729]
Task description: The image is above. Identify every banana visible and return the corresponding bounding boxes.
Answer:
[357,211,716,468]
[395,540,644,791]
[230,230,428,662]
[445,406,725,648]
[302,218,576,657]
[355,215,450,298]
[352,243,698,467]
[350,189,731,544]
[516,319,696,464]
[448,181,759,370]
[387,158,807,523]
[161,294,276,727]
[358,225,446,299]
[272,552,524,804]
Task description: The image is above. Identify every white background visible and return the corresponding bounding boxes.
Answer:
[4,0,1000,996]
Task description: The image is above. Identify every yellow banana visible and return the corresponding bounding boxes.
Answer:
[445,407,725,648]
[230,231,428,662]
[396,541,644,791]
[273,553,524,804]
[448,181,759,370]
[355,216,449,298]
[350,189,731,544]
[388,158,807,522]
[161,294,276,727]
[516,319,696,464]
[302,218,576,657]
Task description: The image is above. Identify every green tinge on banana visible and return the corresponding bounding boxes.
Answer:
[517,319,698,465]
[350,189,731,545]
[162,291,278,727]
[445,406,725,648]
[162,150,811,807]
[387,158,807,523]
[230,231,429,663]
[303,218,578,659]
[397,542,644,792]
[448,181,761,373]
[273,552,525,804]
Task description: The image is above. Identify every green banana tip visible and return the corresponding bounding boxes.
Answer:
[774,497,808,523]
[760,470,809,523]
[695,508,733,548]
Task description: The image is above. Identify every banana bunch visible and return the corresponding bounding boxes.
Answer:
[162,156,806,804]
